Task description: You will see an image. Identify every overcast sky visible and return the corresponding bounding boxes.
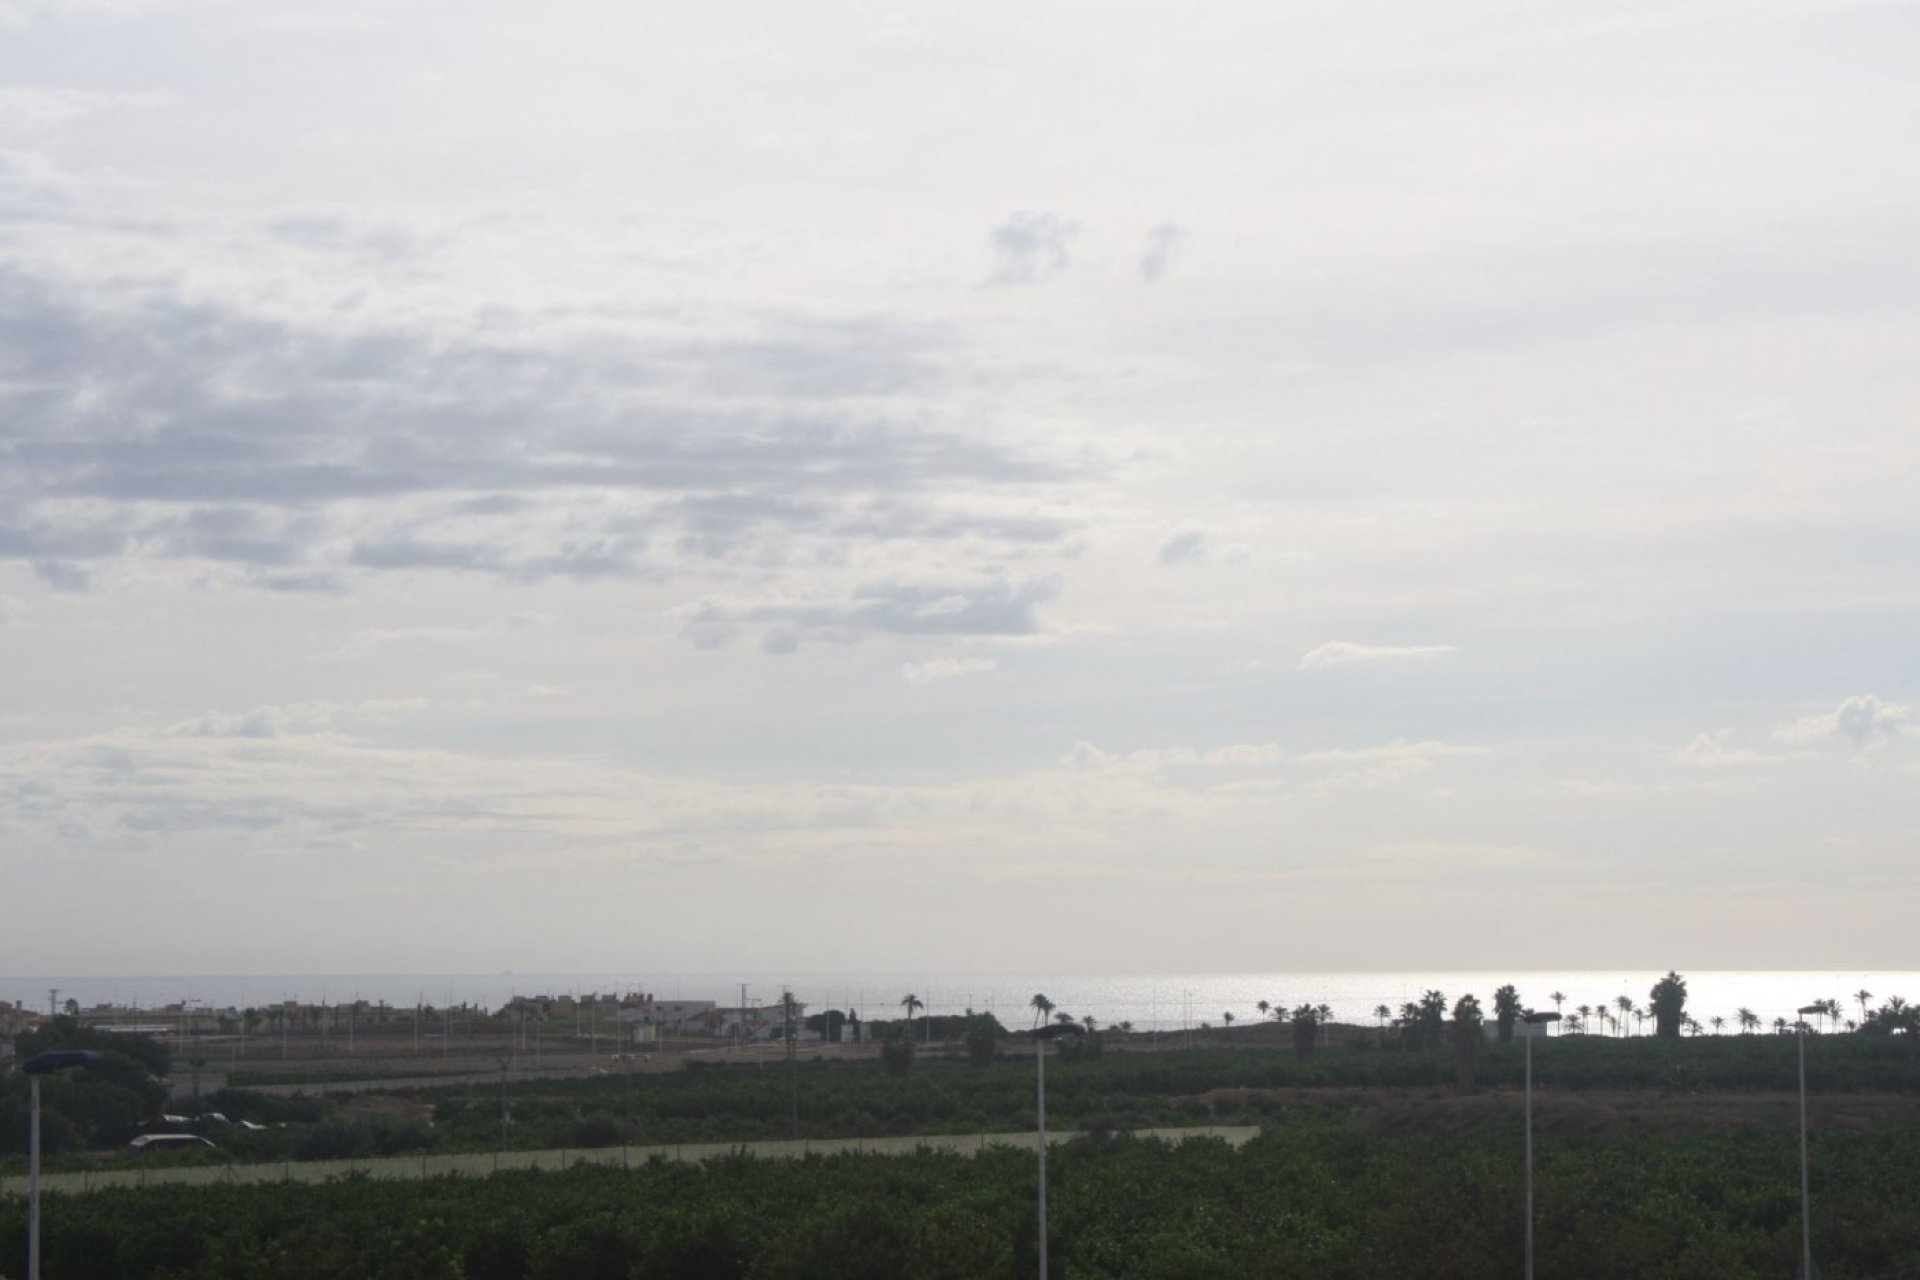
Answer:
[2,0,1916,977]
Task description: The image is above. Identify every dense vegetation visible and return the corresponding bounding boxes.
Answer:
[11,1028,1919,1172]
[0,1019,170,1156]
[7,1113,1920,1278]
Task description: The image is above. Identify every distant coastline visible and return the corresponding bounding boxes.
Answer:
[6,969,1912,1033]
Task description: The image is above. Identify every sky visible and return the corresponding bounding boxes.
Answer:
[1,0,1916,977]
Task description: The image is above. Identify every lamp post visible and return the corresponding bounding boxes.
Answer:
[1033,1021,1085,1280]
[1796,1002,1825,1280]
[25,1050,104,1280]
[1520,1010,1560,1280]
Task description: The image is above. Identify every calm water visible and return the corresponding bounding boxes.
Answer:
[7,970,1911,1033]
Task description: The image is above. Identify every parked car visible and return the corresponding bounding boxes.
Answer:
[127,1133,216,1152]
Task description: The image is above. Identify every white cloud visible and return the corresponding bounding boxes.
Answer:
[1343,840,1574,875]
[1773,694,1914,751]
[1302,739,1489,792]
[1299,642,1458,670]
[1061,740,1288,772]
[0,87,170,131]
[1673,730,1779,768]
[901,657,996,684]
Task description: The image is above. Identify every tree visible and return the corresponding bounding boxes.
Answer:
[1257,1000,1271,1023]
[900,993,925,1044]
[1736,1007,1760,1034]
[1220,1011,1235,1040]
[1550,990,1566,1022]
[1710,1015,1726,1035]
[1451,994,1484,1093]
[962,1013,1000,1067]
[1493,985,1521,1044]
[1412,990,1448,1051]
[1614,994,1635,1037]
[879,1026,914,1076]
[1029,993,1053,1031]
[1289,1004,1319,1058]
[1576,1004,1592,1034]
[1856,988,1874,1024]
[1649,972,1687,1039]
[6,1019,169,1151]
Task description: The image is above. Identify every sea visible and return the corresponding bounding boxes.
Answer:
[7,970,1912,1034]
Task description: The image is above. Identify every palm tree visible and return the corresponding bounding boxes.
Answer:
[1257,1000,1271,1023]
[1316,1003,1333,1048]
[1221,1011,1235,1036]
[1576,1003,1592,1033]
[1054,1010,1075,1027]
[1373,1004,1391,1041]
[1082,1014,1099,1034]
[1772,1016,1789,1035]
[901,993,925,1043]
[1116,1021,1134,1035]
[1550,991,1566,1022]
[1614,995,1635,1037]
[1856,989,1873,1024]
[1029,993,1053,1031]
[1737,1007,1760,1034]
[1711,1015,1726,1035]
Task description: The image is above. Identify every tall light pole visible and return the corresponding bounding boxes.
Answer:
[25,1050,104,1280]
[1521,1010,1560,1280]
[1033,1021,1085,1280]
[1796,1002,1824,1280]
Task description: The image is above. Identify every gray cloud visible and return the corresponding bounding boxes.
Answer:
[1138,222,1186,282]
[32,558,90,590]
[0,266,1085,585]
[1158,529,1207,565]
[987,211,1077,285]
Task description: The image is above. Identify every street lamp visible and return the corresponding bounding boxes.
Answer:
[25,1049,104,1280]
[1033,1021,1085,1280]
[1796,1002,1825,1280]
[1520,1010,1560,1280]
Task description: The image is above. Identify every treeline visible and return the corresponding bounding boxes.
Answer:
[0,1019,170,1156]
[8,1117,1920,1278]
